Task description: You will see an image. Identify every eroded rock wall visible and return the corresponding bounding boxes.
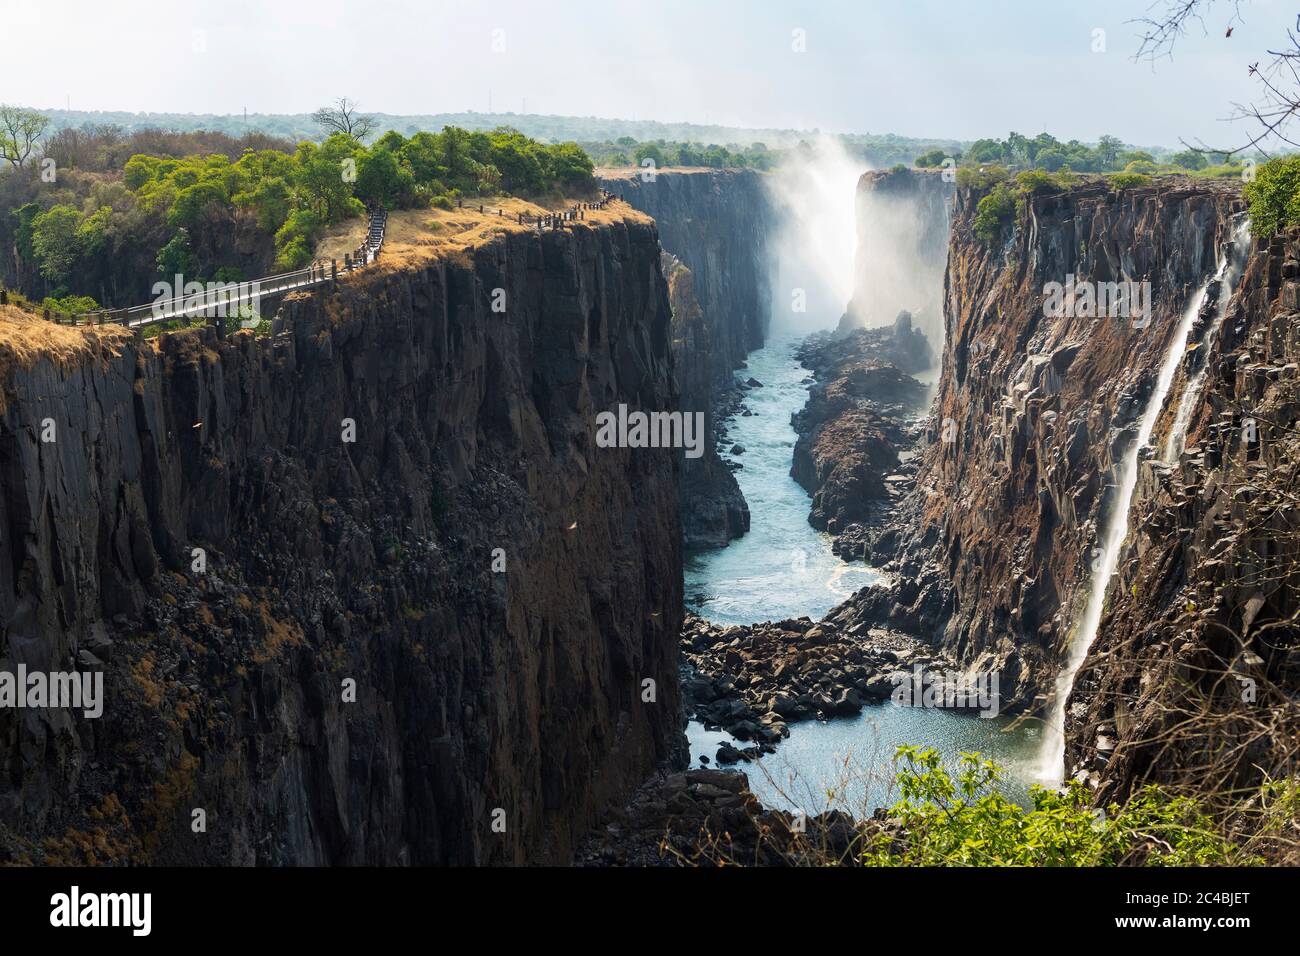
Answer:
[1068,226,1300,803]
[0,217,685,865]
[662,253,749,549]
[601,169,772,384]
[600,169,774,550]
[846,178,1243,712]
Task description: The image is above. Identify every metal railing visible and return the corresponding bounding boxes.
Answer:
[32,191,622,331]
[38,205,390,330]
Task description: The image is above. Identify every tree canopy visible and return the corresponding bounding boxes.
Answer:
[1,113,598,306]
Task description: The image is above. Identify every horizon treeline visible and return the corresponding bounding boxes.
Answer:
[914,130,1246,178]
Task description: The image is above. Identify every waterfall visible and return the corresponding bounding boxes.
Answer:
[1035,242,1233,785]
[1162,221,1253,463]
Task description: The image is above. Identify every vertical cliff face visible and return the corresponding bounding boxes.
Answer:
[848,178,1243,711]
[601,169,773,383]
[661,252,749,549]
[842,168,954,348]
[0,215,685,865]
[600,169,774,549]
[1069,226,1300,803]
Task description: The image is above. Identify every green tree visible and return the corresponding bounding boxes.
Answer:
[914,148,948,168]
[292,141,353,221]
[1244,155,1300,237]
[31,205,85,285]
[273,209,322,269]
[633,142,667,169]
[155,228,197,277]
[439,126,474,188]
[236,175,293,233]
[484,129,546,193]
[400,131,445,186]
[1096,135,1123,170]
[1170,149,1208,171]
[0,105,49,167]
[1118,150,1156,168]
[372,130,407,153]
[545,142,594,189]
[965,138,1004,165]
[1034,147,1067,171]
[355,148,416,207]
[12,202,41,262]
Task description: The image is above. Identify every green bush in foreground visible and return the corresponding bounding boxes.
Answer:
[861,747,1253,866]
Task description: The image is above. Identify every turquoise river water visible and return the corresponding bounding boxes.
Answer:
[684,329,1042,814]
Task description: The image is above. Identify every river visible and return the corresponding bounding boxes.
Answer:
[684,329,1042,814]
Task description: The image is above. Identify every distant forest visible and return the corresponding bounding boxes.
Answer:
[37,108,969,170]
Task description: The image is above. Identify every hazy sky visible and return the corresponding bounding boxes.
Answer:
[0,0,1283,147]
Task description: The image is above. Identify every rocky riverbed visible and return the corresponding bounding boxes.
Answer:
[791,313,933,562]
[679,612,982,765]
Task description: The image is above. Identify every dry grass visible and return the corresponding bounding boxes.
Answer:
[0,304,131,371]
[314,215,370,263]
[0,304,132,412]
[346,195,651,279]
[252,600,305,664]
[1,194,643,386]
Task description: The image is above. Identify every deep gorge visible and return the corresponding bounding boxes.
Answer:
[2,159,1294,866]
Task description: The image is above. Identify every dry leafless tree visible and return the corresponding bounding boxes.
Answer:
[311,96,377,141]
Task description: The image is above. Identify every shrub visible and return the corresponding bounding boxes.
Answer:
[1109,172,1153,191]
[859,747,1251,866]
[973,181,1016,242]
[1244,155,1300,237]
[42,294,100,315]
[274,236,311,271]
[273,208,322,269]
[914,148,949,168]
[155,228,197,278]
[956,164,1010,191]
[1015,169,1071,195]
[1171,149,1208,171]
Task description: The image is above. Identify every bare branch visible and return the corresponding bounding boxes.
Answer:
[311,97,376,141]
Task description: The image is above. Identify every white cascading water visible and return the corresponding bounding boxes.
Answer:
[1162,221,1252,463]
[1036,247,1232,784]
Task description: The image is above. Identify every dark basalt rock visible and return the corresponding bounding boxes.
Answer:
[678,612,957,745]
[1067,224,1300,805]
[837,177,1246,716]
[790,316,932,552]
[602,170,775,551]
[0,218,686,865]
